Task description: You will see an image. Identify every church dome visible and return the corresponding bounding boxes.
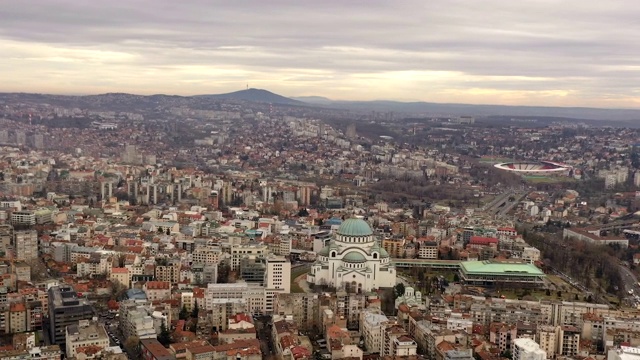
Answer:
[337,218,373,237]
[371,241,390,258]
[318,246,330,257]
[342,251,367,263]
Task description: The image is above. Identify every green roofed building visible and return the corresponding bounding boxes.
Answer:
[459,260,545,287]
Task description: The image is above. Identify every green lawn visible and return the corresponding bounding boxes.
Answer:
[290,267,310,293]
[523,176,576,184]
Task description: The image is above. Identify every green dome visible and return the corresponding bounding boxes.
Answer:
[318,246,330,256]
[371,242,390,258]
[342,251,367,263]
[337,218,373,237]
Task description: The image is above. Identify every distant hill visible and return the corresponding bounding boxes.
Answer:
[198,88,304,106]
[301,99,640,122]
[291,96,334,105]
[2,89,640,123]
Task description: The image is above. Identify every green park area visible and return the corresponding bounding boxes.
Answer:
[290,266,310,293]
[523,175,576,184]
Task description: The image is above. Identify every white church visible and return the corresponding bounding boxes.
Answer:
[307,218,396,292]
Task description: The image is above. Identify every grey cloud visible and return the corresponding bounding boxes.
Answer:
[1,0,639,105]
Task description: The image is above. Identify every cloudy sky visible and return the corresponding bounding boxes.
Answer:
[1,0,639,107]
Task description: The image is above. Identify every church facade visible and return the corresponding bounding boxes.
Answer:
[307,218,396,292]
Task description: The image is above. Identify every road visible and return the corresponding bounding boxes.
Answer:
[255,315,275,360]
[397,275,411,287]
[496,192,527,218]
[619,265,640,307]
[482,191,515,213]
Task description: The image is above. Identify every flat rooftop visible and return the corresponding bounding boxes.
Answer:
[460,260,544,276]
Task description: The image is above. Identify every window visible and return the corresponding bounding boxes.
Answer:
[373,253,378,259]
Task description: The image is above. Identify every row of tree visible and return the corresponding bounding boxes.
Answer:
[520,226,625,297]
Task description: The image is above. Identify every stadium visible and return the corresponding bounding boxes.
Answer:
[493,160,572,175]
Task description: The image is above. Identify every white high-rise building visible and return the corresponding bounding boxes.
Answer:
[265,255,291,293]
[360,308,389,354]
[307,218,396,292]
[264,255,291,314]
[513,338,546,360]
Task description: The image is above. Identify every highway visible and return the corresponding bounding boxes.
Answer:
[496,192,527,218]
[482,190,526,218]
[482,191,514,212]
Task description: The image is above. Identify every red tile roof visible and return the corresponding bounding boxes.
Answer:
[469,236,498,245]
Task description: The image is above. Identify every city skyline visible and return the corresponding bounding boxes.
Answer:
[1,0,639,108]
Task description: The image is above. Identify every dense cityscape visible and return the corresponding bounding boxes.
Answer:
[0,90,639,360]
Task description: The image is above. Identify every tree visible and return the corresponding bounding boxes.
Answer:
[394,283,406,299]
[217,263,231,283]
[124,336,141,358]
[158,321,172,346]
[179,305,188,320]
[191,300,199,318]
[453,274,460,282]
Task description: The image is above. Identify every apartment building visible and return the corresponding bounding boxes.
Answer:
[119,300,157,340]
[264,255,290,313]
[274,293,318,332]
[559,326,580,357]
[110,267,130,288]
[65,320,110,358]
[512,338,546,360]
[418,241,439,259]
[191,245,223,265]
[47,286,95,346]
[143,281,171,302]
[231,243,267,271]
[11,211,36,227]
[536,325,559,357]
[13,230,38,261]
[359,308,389,354]
[155,262,180,284]
[490,322,517,353]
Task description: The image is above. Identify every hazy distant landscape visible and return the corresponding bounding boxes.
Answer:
[2,88,640,126]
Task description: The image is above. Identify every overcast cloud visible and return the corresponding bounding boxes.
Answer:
[1,0,639,107]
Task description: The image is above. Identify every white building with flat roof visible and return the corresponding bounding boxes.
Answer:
[66,320,110,358]
[609,346,640,360]
[513,338,546,360]
[360,309,389,354]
